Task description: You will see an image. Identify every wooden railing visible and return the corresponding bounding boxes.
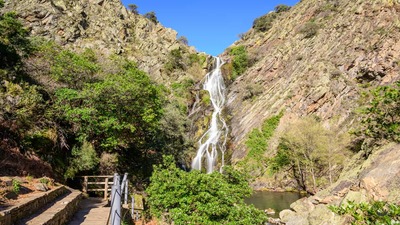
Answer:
[81,175,114,200]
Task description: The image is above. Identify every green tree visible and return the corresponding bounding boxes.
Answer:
[64,141,99,179]
[51,49,99,89]
[55,62,163,150]
[128,4,138,14]
[144,11,158,24]
[147,156,267,225]
[276,117,349,193]
[0,7,31,79]
[359,82,400,143]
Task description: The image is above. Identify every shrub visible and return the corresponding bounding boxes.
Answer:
[39,177,50,185]
[65,141,99,179]
[51,49,99,89]
[177,36,188,45]
[329,200,400,224]
[146,156,267,225]
[128,4,138,14]
[229,45,248,80]
[275,4,291,13]
[243,83,264,100]
[0,8,31,77]
[144,11,158,24]
[12,179,21,194]
[299,22,319,38]
[164,48,185,72]
[253,12,277,32]
[360,81,400,143]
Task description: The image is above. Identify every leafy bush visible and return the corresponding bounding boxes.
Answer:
[188,53,206,67]
[51,49,99,89]
[39,177,50,185]
[164,48,185,73]
[0,81,44,129]
[12,179,21,194]
[329,200,400,224]
[177,36,188,45]
[275,4,291,13]
[361,81,400,143]
[298,22,319,38]
[55,62,163,150]
[65,141,99,179]
[144,11,158,24]
[146,156,267,225]
[128,4,138,14]
[229,45,248,80]
[0,7,31,78]
[252,12,277,32]
[243,83,264,100]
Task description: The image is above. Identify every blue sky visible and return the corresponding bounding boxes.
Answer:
[121,0,300,56]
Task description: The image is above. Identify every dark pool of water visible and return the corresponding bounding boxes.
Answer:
[245,191,306,217]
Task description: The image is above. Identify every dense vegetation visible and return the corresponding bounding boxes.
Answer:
[146,156,268,225]
[0,5,191,182]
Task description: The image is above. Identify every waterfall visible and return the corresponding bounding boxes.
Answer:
[192,57,229,173]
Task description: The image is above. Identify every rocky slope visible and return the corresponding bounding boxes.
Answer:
[279,143,400,224]
[221,0,400,223]
[222,0,400,161]
[3,0,207,83]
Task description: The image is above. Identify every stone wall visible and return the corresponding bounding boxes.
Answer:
[0,185,67,224]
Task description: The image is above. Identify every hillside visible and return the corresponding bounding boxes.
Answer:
[223,0,399,159]
[220,0,400,223]
[2,0,208,83]
[0,0,209,180]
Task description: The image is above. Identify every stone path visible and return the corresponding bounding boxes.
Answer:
[68,198,110,225]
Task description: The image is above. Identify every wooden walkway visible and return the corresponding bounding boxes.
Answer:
[68,198,110,225]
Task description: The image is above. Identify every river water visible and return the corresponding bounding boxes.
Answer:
[245,191,306,217]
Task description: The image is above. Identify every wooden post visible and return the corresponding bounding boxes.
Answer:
[104,177,109,200]
[83,176,88,193]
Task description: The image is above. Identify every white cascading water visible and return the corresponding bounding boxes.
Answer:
[192,57,229,173]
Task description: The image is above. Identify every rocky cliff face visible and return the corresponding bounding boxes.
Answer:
[3,0,206,83]
[222,0,400,161]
